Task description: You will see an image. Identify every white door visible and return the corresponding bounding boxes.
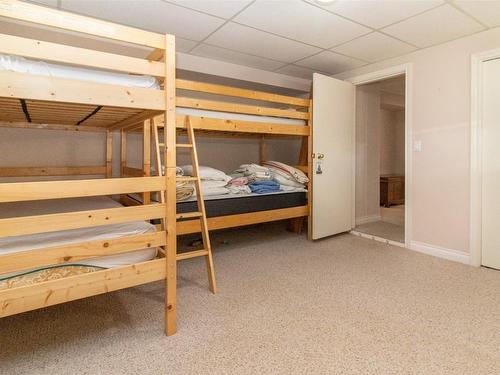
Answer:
[481,58,500,270]
[312,73,354,239]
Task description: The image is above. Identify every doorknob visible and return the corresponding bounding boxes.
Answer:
[318,153,325,160]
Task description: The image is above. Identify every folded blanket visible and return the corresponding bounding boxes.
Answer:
[194,186,230,197]
[272,173,306,188]
[233,164,271,183]
[248,180,281,194]
[177,182,194,201]
[229,176,248,186]
[227,184,251,195]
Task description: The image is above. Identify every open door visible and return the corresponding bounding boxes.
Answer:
[312,73,354,240]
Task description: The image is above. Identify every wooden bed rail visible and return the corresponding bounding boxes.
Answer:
[0,176,165,203]
[0,166,106,177]
[0,0,166,49]
[0,231,166,275]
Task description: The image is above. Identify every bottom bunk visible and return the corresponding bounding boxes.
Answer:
[125,190,308,235]
[0,195,165,317]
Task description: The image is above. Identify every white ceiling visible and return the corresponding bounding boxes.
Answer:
[26,0,500,79]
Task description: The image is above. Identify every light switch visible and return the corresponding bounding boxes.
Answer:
[413,140,423,152]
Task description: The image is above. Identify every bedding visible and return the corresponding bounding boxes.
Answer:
[0,54,159,89]
[0,196,158,283]
[248,180,280,194]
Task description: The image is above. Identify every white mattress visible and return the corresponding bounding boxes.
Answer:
[0,196,157,275]
[0,54,159,89]
[176,107,306,126]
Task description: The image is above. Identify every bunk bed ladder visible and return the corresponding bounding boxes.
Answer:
[153,117,217,294]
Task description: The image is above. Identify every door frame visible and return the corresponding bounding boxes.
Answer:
[470,48,500,266]
[345,64,413,248]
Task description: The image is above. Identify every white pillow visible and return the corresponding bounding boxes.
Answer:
[272,173,305,188]
[180,165,231,182]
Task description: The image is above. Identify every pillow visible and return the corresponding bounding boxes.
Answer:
[262,161,309,184]
[180,165,231,182]
[271,173,305,188]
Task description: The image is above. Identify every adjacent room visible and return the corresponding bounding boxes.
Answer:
[1,1,499,374]
[355,75,406,244]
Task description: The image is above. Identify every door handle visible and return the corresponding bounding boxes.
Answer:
[317,153,325,160]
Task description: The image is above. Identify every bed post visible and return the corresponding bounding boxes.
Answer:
[106,130,113,178]
[143,120,151,205]
[164,34,177,336]
[120,129,126,177]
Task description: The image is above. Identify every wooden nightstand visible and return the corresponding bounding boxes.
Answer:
[380,175,405,207]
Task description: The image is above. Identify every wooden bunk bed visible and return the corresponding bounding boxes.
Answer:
[121,79,313,237]
[0,1,178,335]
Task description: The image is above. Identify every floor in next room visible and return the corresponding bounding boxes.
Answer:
[356,205,405,243]
[1,222,499,375]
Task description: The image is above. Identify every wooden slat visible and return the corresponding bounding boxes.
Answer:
[177,97,309,120]
[177,206,309,235]
[0,0,166,49]
[0,33,166,77]
[0,121,107,132]
[0,258,166,318]
[0,204,166,237]
[0,166,106,177]
[0,231,166,274]
[175,115,310,136]
[176,249,209,261]
[0,177,166,203]
[0,71,165,110]
[122,166,145,177]
[107,110,161,130]
[176,79,309,107]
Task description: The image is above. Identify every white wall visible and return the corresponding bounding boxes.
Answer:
[339,27,500,254]
[379,109,405,176]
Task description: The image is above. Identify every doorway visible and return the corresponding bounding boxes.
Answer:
[353,75,406,244]
[471,51,500,270]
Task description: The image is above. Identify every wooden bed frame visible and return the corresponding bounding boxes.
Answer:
[0,1,178,335]
[120,79,313,237]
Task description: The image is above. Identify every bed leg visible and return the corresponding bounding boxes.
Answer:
[287,217,304,234]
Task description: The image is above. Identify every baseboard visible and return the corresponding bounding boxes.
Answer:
[409,241,470,264]
[355,214,381,225]
[350,230,405,248]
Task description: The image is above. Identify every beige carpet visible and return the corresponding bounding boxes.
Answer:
[1,223,500,375]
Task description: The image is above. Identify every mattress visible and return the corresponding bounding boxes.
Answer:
[177,190,307,218]
[176,107,306,126]
[0,54,159,88]
[0,196,158,280]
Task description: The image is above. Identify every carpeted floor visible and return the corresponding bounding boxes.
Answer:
[1,223,499,375]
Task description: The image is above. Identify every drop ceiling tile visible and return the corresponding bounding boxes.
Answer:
[60,0,225,41]
[204,22,321,63]
[176,38,199,53]
[332,32,416,62]
[453,0,500,27]
[275,64,325,80]
[382,4,485,48]
[309,0,444,29]
[167,0,252,19]
[190,44,286,71]
[234,0,370,48]
[296,51,367,75]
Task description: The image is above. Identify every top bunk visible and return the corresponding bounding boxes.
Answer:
[174,79,311,137]
[0,0,174,132]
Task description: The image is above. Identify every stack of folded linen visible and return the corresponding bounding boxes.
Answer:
[180,165,231,197]
[232,163,271,183]
[175,167,194,201]
[262,161,309,189]
[227,176,251,194]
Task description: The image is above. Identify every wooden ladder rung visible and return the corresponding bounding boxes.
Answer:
[158,143,165,147]
[177,249,209,261]
[176,143,193,148]
[176,176,198,182]
[176,211,202,220]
